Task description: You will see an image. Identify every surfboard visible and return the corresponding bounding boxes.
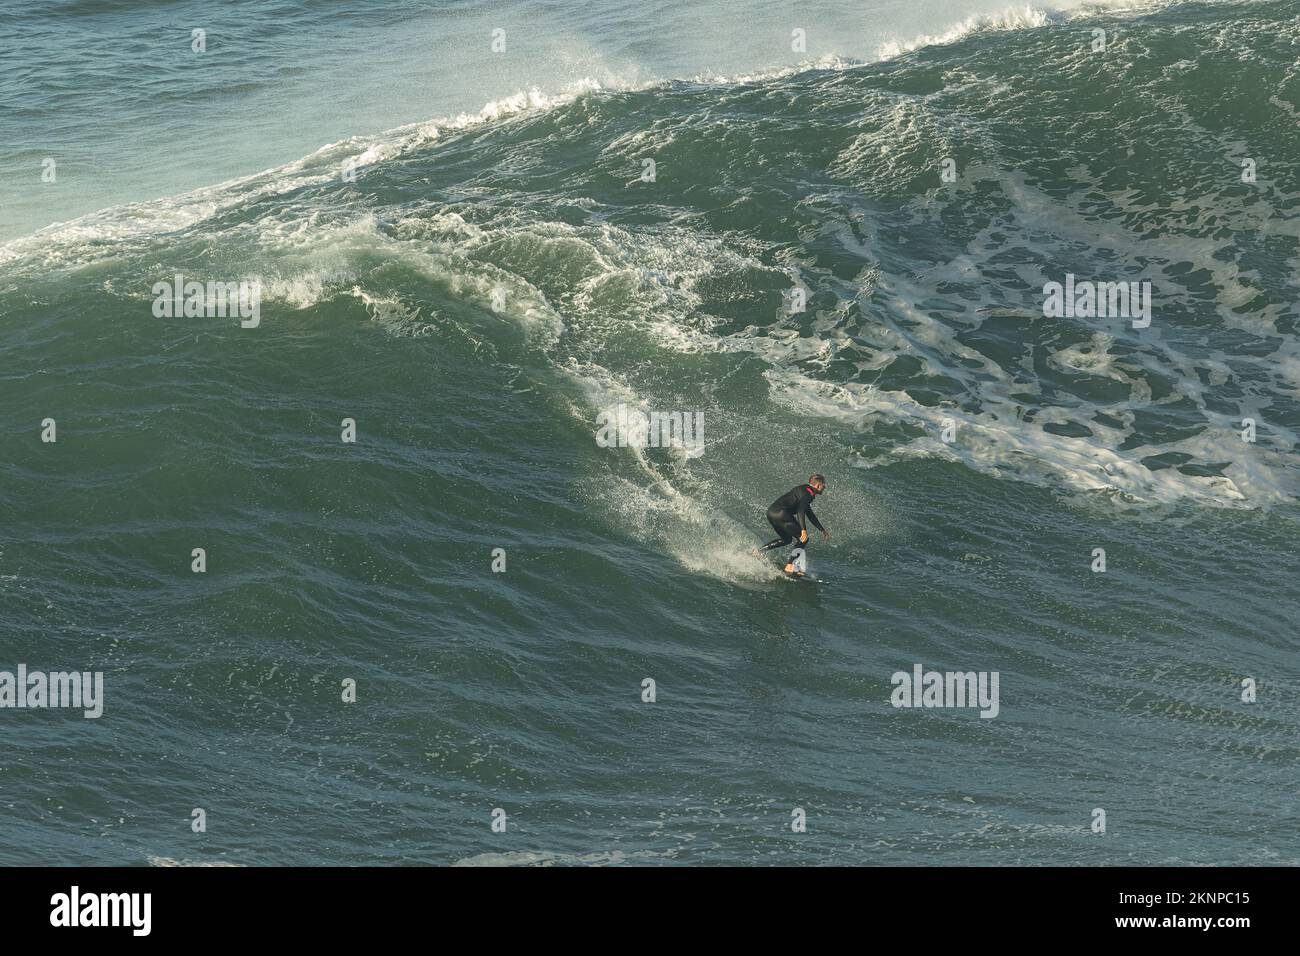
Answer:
[783,572,827,585]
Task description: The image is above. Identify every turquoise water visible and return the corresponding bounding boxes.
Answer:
[2,0,1299,865]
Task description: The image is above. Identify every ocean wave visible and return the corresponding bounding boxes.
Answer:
[4,0,1296,527]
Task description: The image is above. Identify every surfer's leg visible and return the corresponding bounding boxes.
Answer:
[763,513,804,574]
[788,527,808,557]
[758,510,796,553]
[777,516,808,574]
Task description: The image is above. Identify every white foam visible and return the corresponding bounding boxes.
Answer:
[452,848,676,866]
[147,855,243,867]
[560,359,782,585]
[875,5,1055,62]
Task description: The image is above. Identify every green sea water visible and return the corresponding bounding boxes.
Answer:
[1,0,1298,865]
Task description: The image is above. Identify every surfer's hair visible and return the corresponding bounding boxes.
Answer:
[809,473,825,486]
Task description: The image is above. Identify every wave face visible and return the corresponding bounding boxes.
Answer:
[2,0,1299,865]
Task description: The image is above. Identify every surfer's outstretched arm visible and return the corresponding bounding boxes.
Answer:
[800,501,825,533]
[796,486,829,540]
[808,508,825,533]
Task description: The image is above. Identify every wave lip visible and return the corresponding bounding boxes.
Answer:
[0,77,617,273]
[0,0,1174,263]
[872,0,1183,61]
[875,4,1058,61]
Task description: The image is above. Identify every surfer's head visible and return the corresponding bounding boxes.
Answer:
[808,474,826,494]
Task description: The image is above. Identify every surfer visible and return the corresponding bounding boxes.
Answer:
[755,474,830,577]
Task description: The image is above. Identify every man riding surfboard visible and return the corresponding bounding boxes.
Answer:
[755,474,830,577]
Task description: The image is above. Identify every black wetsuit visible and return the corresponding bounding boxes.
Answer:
[759,484,825,554]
